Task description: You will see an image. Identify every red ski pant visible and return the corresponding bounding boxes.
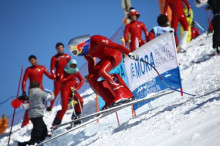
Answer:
[171,13,189,45]
[55,88,83,120]
[21,110,29,128]
[87,58,122,105]
[48,81,61,109]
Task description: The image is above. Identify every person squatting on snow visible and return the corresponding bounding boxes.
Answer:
[124,7,148,52]
[21,55,54,128]
[52,59,84,126]
[164,0,191,52]
[191,21,200,40]
[16,81,55,146]
[148,14,174,41]
[47,42,71,111]
[68,35,135,109]
[206,0,220,54]
[0,114,8,135]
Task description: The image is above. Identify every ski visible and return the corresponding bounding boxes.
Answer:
[51,89,173,130]
[192,52,217,64]
[38,114,103,146]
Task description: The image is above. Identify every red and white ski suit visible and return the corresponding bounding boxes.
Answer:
[85,35,133,106]
[164,0,190,44]
[55,71,84,121]
[124,21,148,52]
[21,65,54,127]
[48,53,71,109]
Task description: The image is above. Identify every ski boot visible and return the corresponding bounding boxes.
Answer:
[46,107,52,112]
[52,117,61,126]
[71,112,82,126]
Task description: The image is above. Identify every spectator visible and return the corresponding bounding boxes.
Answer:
[180,2,194,42]
[21,55,54,128]
[148,14,174,41]
[52,59,84,126]
[124,7,148,52]
[0,114,8,135]
[206,0,220,54]
[47,42,71,111]
[164,0,191,52]
[18,81,54,146]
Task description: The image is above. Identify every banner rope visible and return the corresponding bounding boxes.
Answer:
[139,58,196,97]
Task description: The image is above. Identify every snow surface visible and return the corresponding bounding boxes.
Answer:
[1,33,220,146]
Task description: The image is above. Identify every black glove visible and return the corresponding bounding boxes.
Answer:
[22,91,27,97]
[19,91,28,101]
[128,53,139,61]
[186,13,191,17]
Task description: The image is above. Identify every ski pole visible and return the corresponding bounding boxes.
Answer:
[8,65,24,146]
[194,20,205,32]
[75,92,83,113]
[138,58,196,97]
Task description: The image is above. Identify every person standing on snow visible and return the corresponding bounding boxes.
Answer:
[47,42,71,111]
[206,0,220,54]
[21,55,54,128]
[68,35,135,109]
[180,2,194,43]
[52,59,84,126]
[124,7,148,52]
[164,0,191,52]
[148,14,174,41]
[17,81,54,146]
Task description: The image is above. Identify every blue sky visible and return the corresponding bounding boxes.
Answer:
[0,0,210,117]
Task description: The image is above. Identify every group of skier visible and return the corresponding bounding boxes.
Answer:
[11,42,85,145]
[10,0,220,145]
[123,1,202,54]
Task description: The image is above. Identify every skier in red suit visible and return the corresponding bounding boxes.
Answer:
[21,55,54,128]
[164,0,191,51]
[124,8,148,52]
[52,59,84,126]
[68,35,135,109]
[47,42,71,111]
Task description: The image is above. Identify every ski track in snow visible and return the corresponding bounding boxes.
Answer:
[1,33,220,146]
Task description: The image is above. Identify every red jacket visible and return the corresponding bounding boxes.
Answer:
[60,71,84,91]
[124,21,148,43]
[50,53,71,79]
[22,65,54,92]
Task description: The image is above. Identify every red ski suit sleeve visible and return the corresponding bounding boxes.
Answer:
[148,29,156,41]
[85,35,130,74]
[74,72,84,91]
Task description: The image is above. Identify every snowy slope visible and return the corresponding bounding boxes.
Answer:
[1,33,220,146]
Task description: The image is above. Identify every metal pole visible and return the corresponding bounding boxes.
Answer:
[8,65,24,146]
